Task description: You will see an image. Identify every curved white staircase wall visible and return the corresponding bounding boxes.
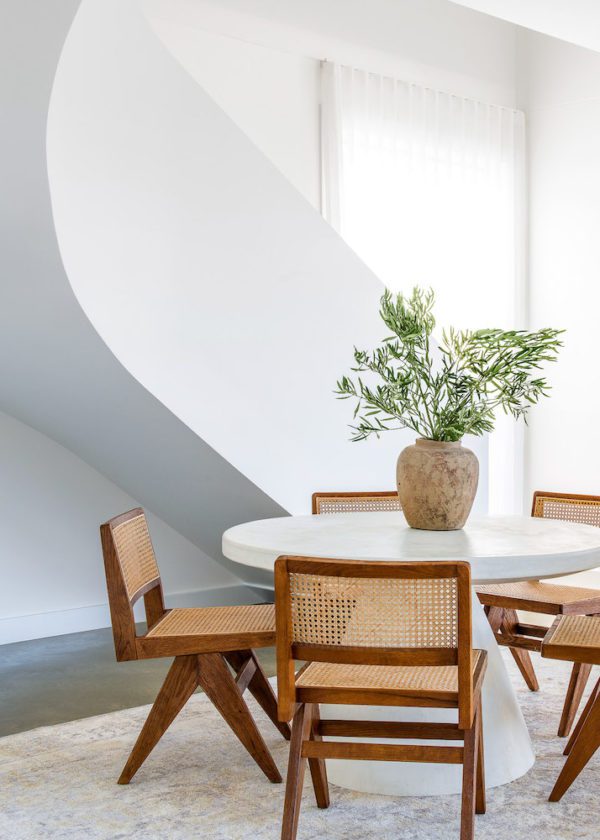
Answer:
[47,0,429,516]
[0,0,287,644]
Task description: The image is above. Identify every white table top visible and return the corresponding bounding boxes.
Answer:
[222,512,600,584]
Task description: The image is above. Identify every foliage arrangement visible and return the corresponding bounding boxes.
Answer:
[335,287,563,442]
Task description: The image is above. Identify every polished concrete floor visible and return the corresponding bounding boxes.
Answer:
[0,627,277,737]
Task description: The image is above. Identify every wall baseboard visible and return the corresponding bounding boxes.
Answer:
[0,583,272,646]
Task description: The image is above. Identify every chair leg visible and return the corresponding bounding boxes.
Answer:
[558,662,593,737]
[307,704,330,809]
[197,652,282,783]
[118,654,199,784]
[549,689,600,801]
[460,702,481,840]
[281,703,312,840]
[502,609,539,692]
[508,647,540,692]
[476,700,486,815]
[485,605,504,634]
[225,650,291,741]
[564,677,600,756]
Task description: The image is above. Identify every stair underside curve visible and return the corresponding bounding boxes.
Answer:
[46,0,416,521]
[0,0,286,588]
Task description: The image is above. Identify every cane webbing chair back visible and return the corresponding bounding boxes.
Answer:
[532,491,600,527]
[275,556,474,726]
[101,508,166,661]
[312,491,400,515]
[111,512,160,600]
[289,573,458,649]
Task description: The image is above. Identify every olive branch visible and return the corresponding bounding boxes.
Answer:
[335,287,564,442]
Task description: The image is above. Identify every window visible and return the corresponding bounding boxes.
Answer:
[321,62,526,513]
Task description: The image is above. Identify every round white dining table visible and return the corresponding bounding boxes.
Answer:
[222,512,600,797]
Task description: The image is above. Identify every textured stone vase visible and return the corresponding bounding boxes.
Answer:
[396,439,479,531]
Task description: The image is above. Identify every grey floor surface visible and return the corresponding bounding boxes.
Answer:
[0,627,277,736]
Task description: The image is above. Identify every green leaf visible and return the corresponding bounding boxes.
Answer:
[335,286,564,443]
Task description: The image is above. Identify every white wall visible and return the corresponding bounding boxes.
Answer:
[516,29,600,591]
[48,0,515,522]
[518,31,600,501]
[144,0,519,216]
[146,0,518,106]
[144,0,525,516]
[451,0,600,54]
[0,410,244,645]
[149,4,600,531]
[47,0,489,519]
[146,15,321,208]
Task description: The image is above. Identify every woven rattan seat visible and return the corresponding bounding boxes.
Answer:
[147,604,275,639]
[476,581,600,614]
[543,615,600,664]
[296,650,484,698]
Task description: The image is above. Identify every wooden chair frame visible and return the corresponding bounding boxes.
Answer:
[101,508,289,785]
[275,555,487,840]
[477,490,600,737]
[542,615,600,801]
[312,489,598,738]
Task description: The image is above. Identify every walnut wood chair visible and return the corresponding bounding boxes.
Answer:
[275,555,487,840]
[541,615,600,801]
[100,507,290,785]
[312,490,401,515]
[476,491,600,737]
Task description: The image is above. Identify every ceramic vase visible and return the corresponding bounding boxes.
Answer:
[396,438,479,530]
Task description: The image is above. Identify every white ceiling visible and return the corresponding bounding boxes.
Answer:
[450,0,600,52]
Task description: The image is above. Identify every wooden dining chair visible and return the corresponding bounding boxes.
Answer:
[100,507,290,785]
[476,491,600,737]
[275,555,487,840]
[312,490,401,514]
[541,614,600,801]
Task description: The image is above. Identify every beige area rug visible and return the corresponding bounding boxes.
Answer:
[1,654,599,840]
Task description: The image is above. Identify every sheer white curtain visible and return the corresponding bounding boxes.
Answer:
[321,61,526,514]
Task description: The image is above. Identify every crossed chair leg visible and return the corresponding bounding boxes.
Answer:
[280,699,485,840]
[117,649,290,785]
[549,676,600,802]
